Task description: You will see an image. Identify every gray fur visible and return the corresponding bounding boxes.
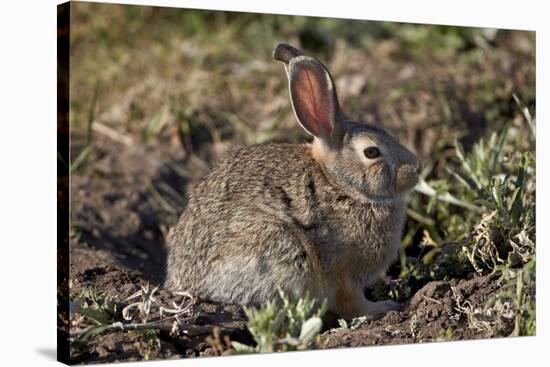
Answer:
[164,44,419,319]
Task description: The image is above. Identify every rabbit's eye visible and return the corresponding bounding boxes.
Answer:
[364,147,381,159]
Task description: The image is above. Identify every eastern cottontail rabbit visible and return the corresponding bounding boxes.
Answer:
[165,43,419,319]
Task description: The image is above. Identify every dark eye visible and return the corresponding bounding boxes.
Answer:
[364,147,381,159]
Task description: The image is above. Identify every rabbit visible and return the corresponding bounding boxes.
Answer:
[164,43,419,319]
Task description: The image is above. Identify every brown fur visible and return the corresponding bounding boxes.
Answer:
[310,139,337,164]
[164,44,419,319]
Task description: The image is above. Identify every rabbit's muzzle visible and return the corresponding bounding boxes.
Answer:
[395,162,419,193]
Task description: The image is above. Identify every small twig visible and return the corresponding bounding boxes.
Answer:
[92,121,133,147]
[69,319,213,339]
[423,295,443,305]
[414,177,484,213]
[407,208,436,226]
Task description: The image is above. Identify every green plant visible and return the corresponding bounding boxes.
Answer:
[130,329,162,360]
[71,80,99,173]
[402,94,535,272]
[69,288,121,358]
[404,95,536,337]
[461,151,535,273]
[453,95,535,275]
[337,315,370,330]
[231,291,327,353]
[72,288,120,326]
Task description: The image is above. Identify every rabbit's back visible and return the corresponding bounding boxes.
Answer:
[187,143,321,229]
[164,143,326,304]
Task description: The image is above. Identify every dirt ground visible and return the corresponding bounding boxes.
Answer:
[63,3,535,364]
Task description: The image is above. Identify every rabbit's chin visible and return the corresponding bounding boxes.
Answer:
[364,189,411,205]
[364,196,399,205]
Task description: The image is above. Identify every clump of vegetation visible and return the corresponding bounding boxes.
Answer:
[129,329,163,360]
[69,284,196,359]
[231,291,327,353]
[69,287,122,358]
[72,287,120,325]
[337,316,371,330]
[383,95,536,336]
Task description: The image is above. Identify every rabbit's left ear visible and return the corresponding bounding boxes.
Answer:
[288,56,343,144]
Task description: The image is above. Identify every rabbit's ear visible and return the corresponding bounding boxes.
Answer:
[288,56,342,143]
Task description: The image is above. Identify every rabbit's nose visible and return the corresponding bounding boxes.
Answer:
[395,163,419,193]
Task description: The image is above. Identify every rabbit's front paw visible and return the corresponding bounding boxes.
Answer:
[364,299,402,318]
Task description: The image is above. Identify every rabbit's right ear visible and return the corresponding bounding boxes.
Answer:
[288,56,343,144]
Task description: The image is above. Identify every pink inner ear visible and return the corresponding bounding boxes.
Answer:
[293,68,333,138]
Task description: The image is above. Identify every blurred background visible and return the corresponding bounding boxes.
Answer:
[70,3,534,160]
